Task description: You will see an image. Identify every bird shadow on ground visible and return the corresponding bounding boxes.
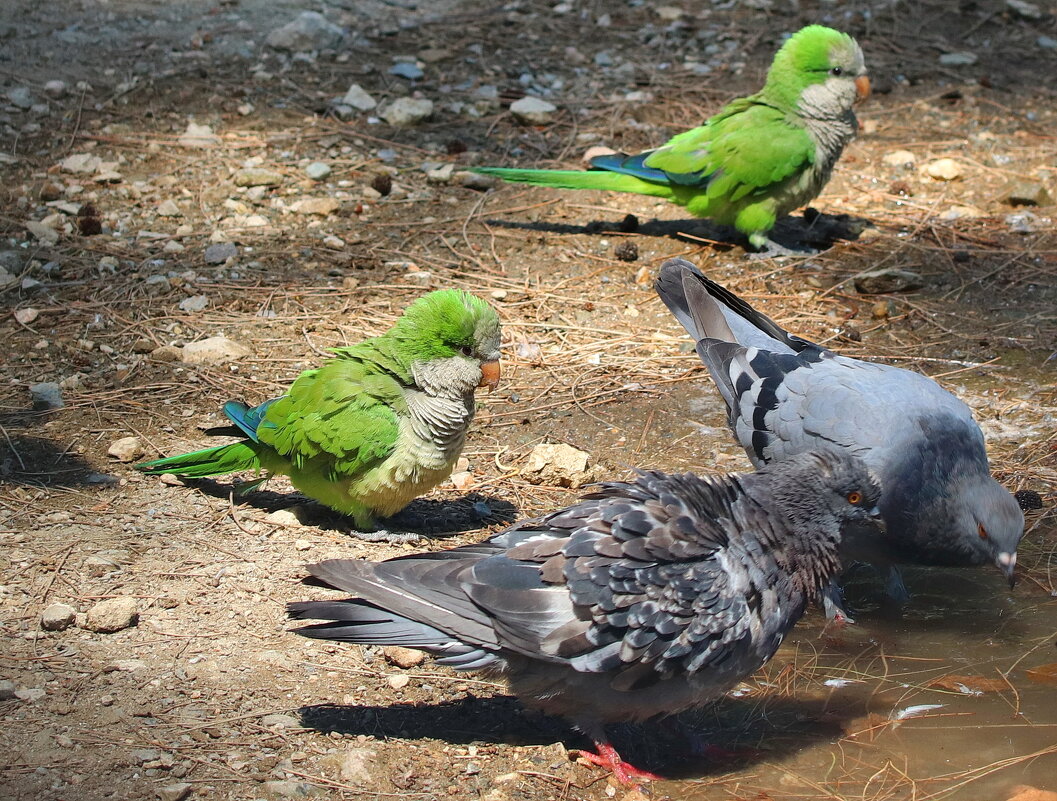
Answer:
[485,208,870,254]
[0,431,110,489]
[186,478,518,537]
[299,692,861,779]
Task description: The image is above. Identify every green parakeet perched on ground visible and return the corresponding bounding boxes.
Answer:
[137,290,502,541]
[474,25,869,256]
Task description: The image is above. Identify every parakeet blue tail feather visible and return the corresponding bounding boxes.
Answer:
[590,152,710,188]
[223,398,280,443]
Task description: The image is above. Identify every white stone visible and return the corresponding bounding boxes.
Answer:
[157,199,182,217]
[923,158,964,181]
[108,436,144,462]
[41,602,76,631]
[382,97,434,126]
[305,162,331,180]
[882,149,916,167]
[340,84,377,111]
[510,96,557,124]
[266,11,344,52]
[84,597,139,633]
[181,336,253,365]
[178,122,220,148]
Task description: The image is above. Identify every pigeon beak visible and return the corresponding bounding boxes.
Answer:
[478,359,501,392]
[855,75,871,102]
[996,551,1017,589]
[867,505,883,524]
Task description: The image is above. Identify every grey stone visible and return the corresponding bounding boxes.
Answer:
[855,269,925,294]
[144,274,171,295]
[7,86,35,109]
[938,52,978,66]
[157,783,192,801]
[204,242,238,264]
[389,62,423,80]
[0,680,15,700]
[30,382,64,410]
[260,714,301,729]
[382,97,434,126]
[262,780,319,798]
[1007,0,1043,19]
[266,12,344,52]
[178,295,209,313]
[304,162,331,181]
[234,168,283,187]
[1007,211,1043,234]
[14,687,45,702]
[157,199,182,217]
[1004,181,1052,207]
[0,267,16,291]
[338,84,376,111]
[339,747,376,783]
[41,602,76,631]
[510,96,557,124]
[84,597,139,633]
[457,170,498,191]
[181,336,252,365]
[178,122,220,148]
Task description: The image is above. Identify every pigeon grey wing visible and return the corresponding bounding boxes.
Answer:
[749,355,978,467]
[466,471,758,690]
[304,556,502,649]
[655,259,816,355]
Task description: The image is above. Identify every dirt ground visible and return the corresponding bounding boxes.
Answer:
[2,1,1056,800]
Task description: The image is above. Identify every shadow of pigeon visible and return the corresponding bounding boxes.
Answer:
[298,692,861,780]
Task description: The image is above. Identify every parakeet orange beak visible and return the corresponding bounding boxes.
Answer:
[479,360,501,391]
[855,75,871,101]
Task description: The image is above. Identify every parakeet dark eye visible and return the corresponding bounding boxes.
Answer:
[460,346,473,357]
[847,491,862,504]
[978,523,988,540]
[830,66,843,76]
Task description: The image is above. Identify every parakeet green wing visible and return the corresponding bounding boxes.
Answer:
[258,361,405,482]
[641,102,816,203]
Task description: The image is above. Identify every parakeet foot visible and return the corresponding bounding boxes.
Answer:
[343,527,424,544]
[574,741,663,786]
[748,239,818,259]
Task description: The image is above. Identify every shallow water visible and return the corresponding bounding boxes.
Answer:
[668,557,1057,799]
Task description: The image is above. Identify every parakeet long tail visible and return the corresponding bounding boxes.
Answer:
[136,441,265,478]
[473,167,675,198]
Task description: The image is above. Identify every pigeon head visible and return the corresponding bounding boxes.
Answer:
[391,289,502,396]
[765,449,882,527]
[950,473,1025,586]
[757,450,882,591]
[764,25,869,118]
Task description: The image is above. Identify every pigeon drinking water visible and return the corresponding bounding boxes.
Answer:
[654,258,1024,617]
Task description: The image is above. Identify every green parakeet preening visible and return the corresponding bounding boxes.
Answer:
[474,25,869,256]
[137,290,502,541]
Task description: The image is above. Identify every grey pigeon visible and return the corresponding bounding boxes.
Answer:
[289,450,880,785]
[654,258,1024,617]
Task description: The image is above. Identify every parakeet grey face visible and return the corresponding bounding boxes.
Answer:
[797,38,869,121]
[393,289,502,398]
[763,26,869,119]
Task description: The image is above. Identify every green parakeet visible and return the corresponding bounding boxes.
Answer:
[474,25,869,255]
[137,290,502,540]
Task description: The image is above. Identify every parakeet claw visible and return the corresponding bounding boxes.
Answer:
[344,528,425,544]
[748,239,818,259]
